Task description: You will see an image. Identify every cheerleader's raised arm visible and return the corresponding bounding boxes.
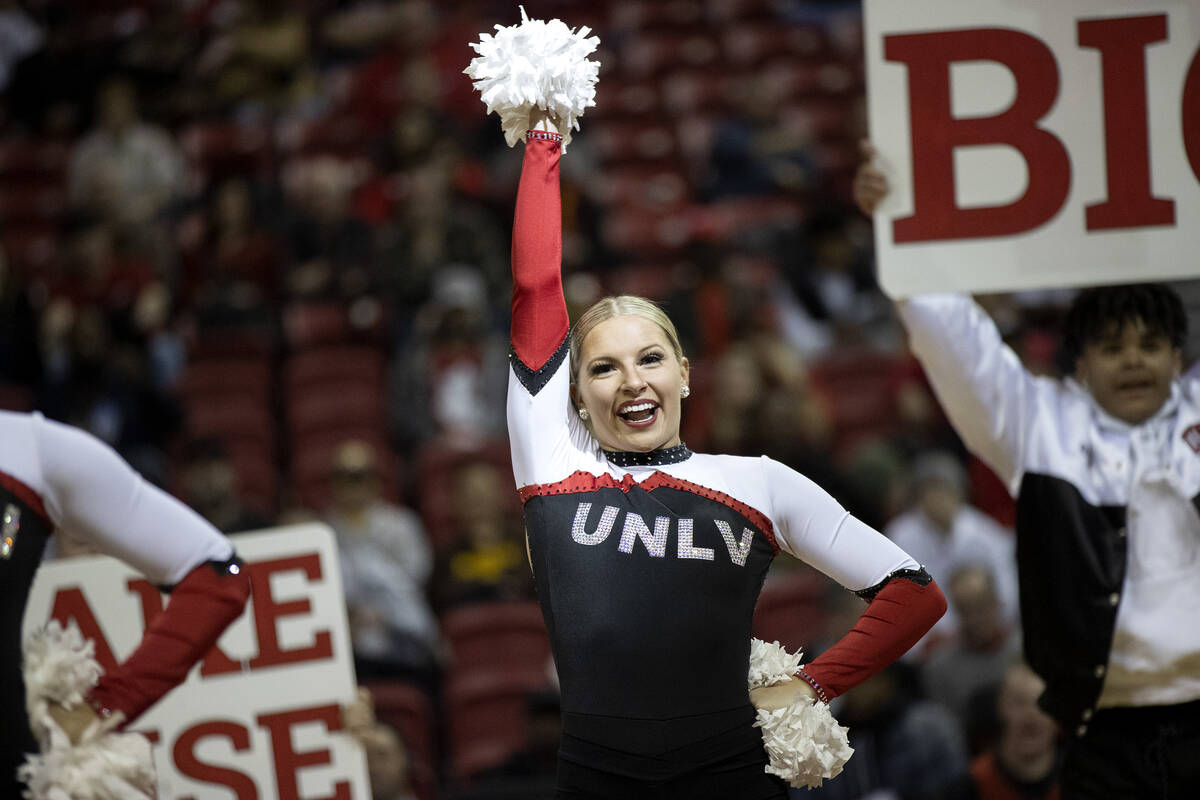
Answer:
[506,116,595,491]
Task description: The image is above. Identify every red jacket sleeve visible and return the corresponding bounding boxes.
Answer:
[87,557,250,725]
[801,575,946,701]
[510,131,570,373]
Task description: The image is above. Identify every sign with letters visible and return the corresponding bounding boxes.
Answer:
[21,524,371,800]
[864,0,1200,297]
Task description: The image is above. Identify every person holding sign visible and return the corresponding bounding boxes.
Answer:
[855,152,1200,799]
[0,410,251,797]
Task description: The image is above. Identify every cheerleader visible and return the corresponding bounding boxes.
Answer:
[0,411,250,797]
[505,113,946,799]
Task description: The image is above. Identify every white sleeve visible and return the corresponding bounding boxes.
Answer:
[897,294,1047,493]
[764,457,917,592]
[506,345,595,489]
[32,416,233,586]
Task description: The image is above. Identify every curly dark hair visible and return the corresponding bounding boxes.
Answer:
[1062,283,1187,363]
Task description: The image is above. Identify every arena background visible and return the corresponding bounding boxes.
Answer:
[1,1,1197,798]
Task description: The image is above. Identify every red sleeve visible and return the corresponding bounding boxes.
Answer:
[800,576,946,701]
[510,131,570,372]
[87,558,250,725]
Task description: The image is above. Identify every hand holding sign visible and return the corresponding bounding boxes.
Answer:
[864,0,1200,297]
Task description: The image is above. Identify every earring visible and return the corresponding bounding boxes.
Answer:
[578,408,589,421]
[681,385,690,399]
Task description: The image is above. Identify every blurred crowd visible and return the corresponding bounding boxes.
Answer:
[1,1,1197,799]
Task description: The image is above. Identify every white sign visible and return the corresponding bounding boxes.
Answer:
[865,0,1200,297]
[22,524,371,800]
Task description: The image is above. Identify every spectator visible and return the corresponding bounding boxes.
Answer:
[283,156,373,300]
[934,661,1062,800]
[324,439,439,684]
[433,459,530,611]
[391,265,508,452]
[181,177,282,329]
[922,565,1022,732]
[885,451,1019,654]
[342,687,420,800]
[68,77,185,270]
[177,436,273,534]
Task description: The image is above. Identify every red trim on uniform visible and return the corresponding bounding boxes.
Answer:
[0,469,50,523]
[87,560,250,726]
[801,576,946,700]
[518,469,780,554]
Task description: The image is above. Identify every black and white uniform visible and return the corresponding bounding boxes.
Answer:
[508,133,945,799]
[900,293,1200,798]
[0,411,247,797]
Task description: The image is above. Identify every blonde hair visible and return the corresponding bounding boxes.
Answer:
[569,295,684,381]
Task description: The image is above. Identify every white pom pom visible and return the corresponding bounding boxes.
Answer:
[747,637,853,788]
[20,621,158,799]
[18,733,157,800]
[464,5,600,151]
[23,620,104,715]
[748,638,804,689]
[754,700,853,789]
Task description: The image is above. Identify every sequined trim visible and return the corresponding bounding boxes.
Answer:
[854,566,933,603]
[526,130,564,142]
[510,335,570,396]
[157,553,245,593]
[603,443,693,467]
[518,469,779,554]
[796,669,829,704]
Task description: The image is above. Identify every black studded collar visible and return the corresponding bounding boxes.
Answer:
[602,443,693,467]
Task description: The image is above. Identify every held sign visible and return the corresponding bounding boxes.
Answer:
[21,524,371,800]
[864,0,1200,297]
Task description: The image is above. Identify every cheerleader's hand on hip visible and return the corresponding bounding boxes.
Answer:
[750,676,817,712]
[47,700,103,744]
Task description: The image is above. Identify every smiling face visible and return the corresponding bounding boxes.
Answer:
[1075,317,1181,425]
[572,314,690,453]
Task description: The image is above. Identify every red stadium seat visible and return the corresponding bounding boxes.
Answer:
[442,601,551,681]
[185,395,275,451]
[0,138,70,179]
[283,346,387,395]
[360,681,439,800]
[753,568,828,653]
[282,302,354,350]
[446,669,551,782]
[176,358,272,405]
[286,382,386,438]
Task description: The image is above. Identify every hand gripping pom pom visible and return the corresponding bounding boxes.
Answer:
[748,638,854,789]
[464,5,600,152]
[20,621,157,800]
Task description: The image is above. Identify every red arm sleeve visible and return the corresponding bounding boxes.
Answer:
[87,558,250,725]
[800,576,946,701]
[510,132,570,372]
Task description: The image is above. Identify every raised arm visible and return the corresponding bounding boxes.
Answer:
[507,119,593,489]
[33,416,250,727]
[510,122,569,381]
[897,295,1042,492]
[854,145,1042,491]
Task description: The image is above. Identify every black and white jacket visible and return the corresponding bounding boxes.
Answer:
[900,294,1200,734]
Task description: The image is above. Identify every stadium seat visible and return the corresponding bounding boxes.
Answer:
[283,346,387,395]
[442,601,551,682]
[360,680,439,800]
[752,568,828,652]
[446,669,550,783]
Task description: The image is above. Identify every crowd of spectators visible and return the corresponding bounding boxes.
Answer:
[3,1,1197,799]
